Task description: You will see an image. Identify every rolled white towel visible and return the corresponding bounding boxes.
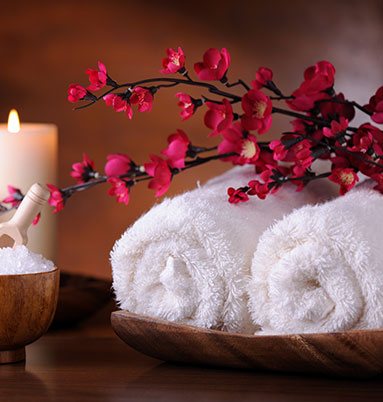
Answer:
[111,166,337,333]
[248,183,383,334]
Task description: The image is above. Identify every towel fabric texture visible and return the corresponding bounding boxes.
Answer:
[111,166,337,333]
[248,183,383,334]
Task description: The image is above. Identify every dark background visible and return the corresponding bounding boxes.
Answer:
[1,0,382,278]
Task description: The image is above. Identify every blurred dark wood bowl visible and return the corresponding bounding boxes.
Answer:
[50,273,112,329]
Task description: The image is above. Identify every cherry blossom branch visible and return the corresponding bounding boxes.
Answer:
[270,95,294,100]
[231,171,332,204]
[61,151,237,200]
[225,79,250,91]
[271,106,328,125]
[74,77,243,111]
[287,171,331,183]
[60,50,383,209]
[271,106,359,132]
[77,75,361,135]
[327,144,383,169]
[316,98,372,116]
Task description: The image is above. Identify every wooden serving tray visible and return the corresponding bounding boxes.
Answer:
[111,310,383,377]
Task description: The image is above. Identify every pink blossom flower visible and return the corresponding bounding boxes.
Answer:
[161,47,186,74]
[247,180,270,200]
[322,117,349,138]
[259,169,275,185]
[103,93,133,119]
[254,151,278,173]
[47,184,65,213]
[272,168,292,182]
[105,153,132,176]
[289,164,308,192]
[257,167,290,195]
[354,153,382,178]
[227,187,249,204]
[32,213,41,226]
[287,61,335,111]
[331,155,352,170]
[291,164,307,179]
[241,90,273,134]
[144,155,172,197]
[218,123,260,165]
[347,123,383,159]
[251,67,273,89]
[319,93,355,121]
[176,93,197,120]
[67,84,87,103]
[365,86,383,124]
[204,99,233,136]
[288,91,330,112]
[270,135,316,164]
[107,177,130,205]
[292,139,314,169]
[130,87,154,113]
[194,48,231,81]
[218,123,242,160]
[348,132,373,153]
[328,167,359,195]
[269,140,288,161]
[71,153,96,184]
[86,61,108,91]
[290,119,313,134]
[161,130,190,169]
[302,60,335,92]
[1,186,41,225]
[2,185,23,207]
[239,137,260,164]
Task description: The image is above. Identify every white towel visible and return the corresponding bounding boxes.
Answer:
[248,182,383,334]
[111,166,337,333]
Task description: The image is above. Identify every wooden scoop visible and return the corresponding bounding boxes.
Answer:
[0,183,50,248]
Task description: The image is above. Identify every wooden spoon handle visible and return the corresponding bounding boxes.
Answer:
[10,183,50,243]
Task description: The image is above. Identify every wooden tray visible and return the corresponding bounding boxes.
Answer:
[111,310,383,377]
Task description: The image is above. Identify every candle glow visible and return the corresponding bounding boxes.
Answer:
[0,112,58,260]
[7,109,21,134]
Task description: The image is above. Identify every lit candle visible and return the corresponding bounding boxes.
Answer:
[0,110,58,261]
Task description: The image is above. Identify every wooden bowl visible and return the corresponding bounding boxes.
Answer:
[0,268,59,364]
[111,310,383,377]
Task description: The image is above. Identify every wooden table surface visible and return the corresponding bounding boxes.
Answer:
[1,325,383,402]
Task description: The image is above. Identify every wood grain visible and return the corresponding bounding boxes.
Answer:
[51,273,112,329]
[0,268,59,363]
[111,310,383,377]
[2,334,383,401]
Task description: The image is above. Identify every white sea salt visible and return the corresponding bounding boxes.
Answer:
[0,245,55,275]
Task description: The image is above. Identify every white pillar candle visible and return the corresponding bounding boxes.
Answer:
[0,110,58,261]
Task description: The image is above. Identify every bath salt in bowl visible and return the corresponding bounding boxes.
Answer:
[0,245,55,275]
[0,246,59,364]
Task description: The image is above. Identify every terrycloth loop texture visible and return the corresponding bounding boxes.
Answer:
[249,184,383,335]
[111,166,338,334]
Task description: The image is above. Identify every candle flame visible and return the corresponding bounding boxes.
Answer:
[7,109,21,133]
